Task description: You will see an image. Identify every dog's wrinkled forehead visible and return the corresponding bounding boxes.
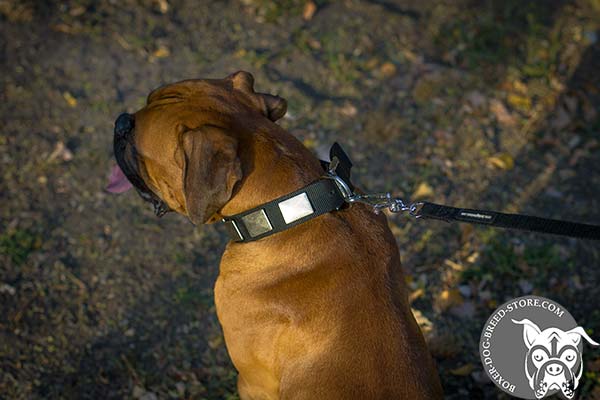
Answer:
[143,71,286,124]
[146,78,229,109]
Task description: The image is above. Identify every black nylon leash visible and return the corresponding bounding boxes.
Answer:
[221,142,600,242]
[415,202,600,240]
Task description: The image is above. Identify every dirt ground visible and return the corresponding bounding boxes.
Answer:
[1,0,599,399]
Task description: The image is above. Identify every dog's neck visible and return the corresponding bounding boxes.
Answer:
[219,124,324,219]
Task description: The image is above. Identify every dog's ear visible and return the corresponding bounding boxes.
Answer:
[228,71,287,121]
[564,326,600,347]
[512,319,542,349]
[229,70,255,93]
[258,92,287,121]
[181,125,242,225]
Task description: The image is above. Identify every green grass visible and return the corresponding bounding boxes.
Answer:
[173,286,214,308]
[0,228,41,265]
[434,0,560,76]
[462,234,567,292]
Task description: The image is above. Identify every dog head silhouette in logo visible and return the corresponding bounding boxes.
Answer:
[512,319,599,399]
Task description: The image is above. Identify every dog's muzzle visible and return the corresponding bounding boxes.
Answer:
[115,112,135,138]
[113,113,171,217]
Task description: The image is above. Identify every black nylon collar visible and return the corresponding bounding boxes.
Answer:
[221,143,353,243]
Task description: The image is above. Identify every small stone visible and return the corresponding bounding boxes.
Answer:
[0,283,16,295]
[450,301,475,319]
[140,392,158,400]
[472,369,492,384]
[518,279,533,294]
[175,382,186,396]
[132,386,145,399]
[466,91,486,108]
[458,284,472,298]
[567,135,581,149]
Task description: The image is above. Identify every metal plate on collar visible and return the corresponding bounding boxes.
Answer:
[241,209,273,237]
[224,220,244,242]
[278,192,314,224]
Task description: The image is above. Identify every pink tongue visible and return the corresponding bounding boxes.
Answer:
[105,164,133,193]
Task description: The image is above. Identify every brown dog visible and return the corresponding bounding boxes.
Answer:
[108,71,443,399]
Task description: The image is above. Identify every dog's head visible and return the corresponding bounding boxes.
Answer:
[107,71,287,224]
[512,318,599,399]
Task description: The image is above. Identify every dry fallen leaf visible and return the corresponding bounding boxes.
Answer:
[450,363,475,376]
[466,251,479,264]
[52,23,76,34]
[412,182,434,199]
[307,37,321,49]
[302,138,317,149]
[302,1,317,21]
[507,93,532,111]
[48,141,74,162]
[338,102,357,117]
[208,335,223,349]
[366,58,379,70]
[63,92,77,107]
[487,153,514,170]
[114,33,132,50]
[156,0,169,14]
[69,6,86,17]
[512,80,528,94]
[490,99,516,126]
[435,288,463,312]
[379,62,396,78]
[444,259,464,272]
[411,308,433,336]
[153,45,170,58]
[409,288,424,303]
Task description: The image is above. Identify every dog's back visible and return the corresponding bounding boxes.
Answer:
[216,192,443,399]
